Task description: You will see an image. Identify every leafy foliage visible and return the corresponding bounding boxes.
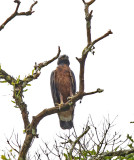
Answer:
[1,155,10,160]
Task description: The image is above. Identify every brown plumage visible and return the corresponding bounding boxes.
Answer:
[50,55,76,129]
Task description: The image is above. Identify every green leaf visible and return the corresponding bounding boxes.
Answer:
[23,129,26,134]
[1,155,9,160]
[128,143,133,149]
[32,69,35,75]
[17,90,21,96]
[1,155,6,159]
[64,153,68,159]
[11,81,15,86]
[89,149,96,155]
[127,134,134,142]
[114,146,119,151]
[0,81,7,83]
[16,75,20,84]
[69,102,73,106]
[23,89,28,92]
[14,105,19,108]
[11,100,16,103]
[26,84,31,86]
[74,157,80,159]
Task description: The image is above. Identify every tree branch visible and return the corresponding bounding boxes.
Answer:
[69,126,90,156]
[0,47,61,159]
[22,46,61,85]
[82,0,95,45]
[0,47,61,86]
[82,0,96,7]
[18,88,102,159]
[0,68,30,130]
[31,88,103,128]
[92,30,113,45]
[82,30,113,57]
[0,68,16,85]
[77,0,112,94]
[17,1,38,16]
[0,0,38,31]
[82,0,96,45]
[86,10,93,45]
[0,45,60,159]
[98,148,134,159]
[83,88,104,96]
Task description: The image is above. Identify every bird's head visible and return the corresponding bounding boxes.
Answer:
[57,55,70,66]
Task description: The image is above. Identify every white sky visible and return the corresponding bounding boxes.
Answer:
[0,0,134,157]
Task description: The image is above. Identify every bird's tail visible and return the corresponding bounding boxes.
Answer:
[58,106,74,129]
[60,120,73,129]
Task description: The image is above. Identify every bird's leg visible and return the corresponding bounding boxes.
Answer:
[56,93,64,110]
[60,93,64,104]
[67,89,73,101]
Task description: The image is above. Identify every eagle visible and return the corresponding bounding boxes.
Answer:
[50,55,76,129]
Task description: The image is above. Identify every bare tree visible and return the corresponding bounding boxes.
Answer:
[3,117,134,159]
[39,116,134,160]
[0,0,113,159]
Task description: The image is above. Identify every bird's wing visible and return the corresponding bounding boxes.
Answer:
[50,70,60,104]
[70,70,76,95]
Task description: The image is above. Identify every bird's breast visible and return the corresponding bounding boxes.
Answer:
[55,65,72,102]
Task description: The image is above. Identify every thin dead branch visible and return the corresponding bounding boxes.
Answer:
[40,117,132,159]
[0,0,38,31]
[69,126,90,156]
[23,46,61,84]
[18,1,38,16]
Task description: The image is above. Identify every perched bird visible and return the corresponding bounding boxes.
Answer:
[50,55,76,129]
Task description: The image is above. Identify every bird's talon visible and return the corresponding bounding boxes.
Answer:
[67,96,72,100]
[55,103,59,106]
[55,103,64,110]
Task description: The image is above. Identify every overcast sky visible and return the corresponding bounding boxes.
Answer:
[0,0,134,157]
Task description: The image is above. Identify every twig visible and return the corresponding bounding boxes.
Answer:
[22,46,61,85]
[96,122,111,156]
[40,145,51,160]
[69,126,90,156]
[83,88,104,96]
[18,1,38,16]
[92,30,113,45]
[82,0,96,7]
[6,132,20,154]
[0,0,38,31]
[82,30,113,57]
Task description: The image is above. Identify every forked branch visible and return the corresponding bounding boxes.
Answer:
[76,0,113,94]
[23,46,61,85]
[0,0,38,31]
[69,126,90,156]
[82,0,96,6]
[82,0,95,45]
